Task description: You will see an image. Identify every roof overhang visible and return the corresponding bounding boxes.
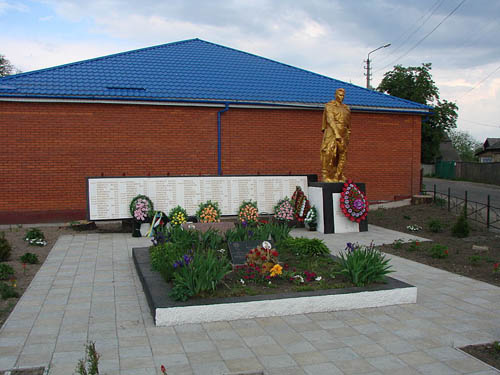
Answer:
[0,96,431,115]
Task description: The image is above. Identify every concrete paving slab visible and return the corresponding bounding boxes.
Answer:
[0,228,498,374]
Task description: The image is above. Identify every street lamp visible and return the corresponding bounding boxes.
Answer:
[365,43,391,89]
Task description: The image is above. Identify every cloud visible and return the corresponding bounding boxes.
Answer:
[0,0,28,15]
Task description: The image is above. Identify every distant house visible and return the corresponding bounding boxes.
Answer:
[438,135,461,162]
[0,38,431,224]
[476,138,500,163]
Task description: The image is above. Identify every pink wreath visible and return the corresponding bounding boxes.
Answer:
[340,180,369,223]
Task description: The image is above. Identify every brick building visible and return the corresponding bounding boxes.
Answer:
[0,39,430,224]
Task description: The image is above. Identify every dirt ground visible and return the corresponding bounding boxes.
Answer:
[370,203,500,287]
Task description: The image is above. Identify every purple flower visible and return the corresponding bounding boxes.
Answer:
[353,199,364,210]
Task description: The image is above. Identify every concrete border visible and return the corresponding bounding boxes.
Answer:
[133,247,417,327]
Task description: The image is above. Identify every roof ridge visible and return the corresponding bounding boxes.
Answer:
[0,38,201,81]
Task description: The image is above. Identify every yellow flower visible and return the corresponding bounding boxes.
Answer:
[270,264,283,277]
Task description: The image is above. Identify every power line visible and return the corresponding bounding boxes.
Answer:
[378,0,445,64]
[461,118,500,128]
[457,63,500,99]
[375,0,467,73]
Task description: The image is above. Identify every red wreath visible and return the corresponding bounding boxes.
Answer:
[340,180,369,223]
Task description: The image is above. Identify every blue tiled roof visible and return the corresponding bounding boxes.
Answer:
[0,38,430,112]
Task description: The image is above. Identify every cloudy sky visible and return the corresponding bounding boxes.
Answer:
[1,0,499,141]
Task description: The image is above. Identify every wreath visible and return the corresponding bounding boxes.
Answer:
[196,200,221,223]
[340,180,368,223]
[169,205,188,227]
[291,186,311,222]
[273,197,294,222]
[238,201,259,224]
[129,195,154,222]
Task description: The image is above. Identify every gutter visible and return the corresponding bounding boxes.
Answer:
[217,103,230,176]
[0,96,431,114]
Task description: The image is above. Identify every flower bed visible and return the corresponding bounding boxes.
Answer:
[133,247,416,326]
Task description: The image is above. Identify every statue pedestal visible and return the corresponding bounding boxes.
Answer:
[308,182,368,234]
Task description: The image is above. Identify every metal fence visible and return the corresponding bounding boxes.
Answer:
[423,184,500,231]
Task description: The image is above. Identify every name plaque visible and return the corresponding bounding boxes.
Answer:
[87,175,308,221]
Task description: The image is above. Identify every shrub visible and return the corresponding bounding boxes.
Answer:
[407,240,420,252]
[268,222,292,243]
[428,244,448,259]
[468,255,481,266]
[150,243,187,282]
[170,250,232,301]
[20,252,39,264]
[433,197,446,208]
[0,264,14,280]
[167,225,198,249]
[0,232,11,261]
[452,208,470,238]
[198,228,225,251]
[25,228,47,246]
[337,242,393,287]
[278,237,330,258]
[428,219,443,233]
[392,239,403,250]
[0,282,19,299]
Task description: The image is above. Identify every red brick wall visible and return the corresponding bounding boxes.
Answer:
[0,101,421,224]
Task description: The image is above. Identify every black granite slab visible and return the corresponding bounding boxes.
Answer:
[133,247,416,318]
[228,240,274,265]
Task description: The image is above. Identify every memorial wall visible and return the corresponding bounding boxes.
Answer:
[87,176,309,221]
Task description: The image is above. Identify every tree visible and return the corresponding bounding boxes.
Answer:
[448,129,481,162]
[377,63,458,163]
[0,54,18,77]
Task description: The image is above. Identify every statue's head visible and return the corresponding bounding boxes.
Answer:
[335,88,345,102]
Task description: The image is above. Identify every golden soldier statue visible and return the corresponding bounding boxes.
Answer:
[320,88,351,182]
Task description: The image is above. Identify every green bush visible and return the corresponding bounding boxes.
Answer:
[452,209,470,238]
[170,250,232,301]
[198,228,225,251]
[0,232,11,261]
[20,252,39,264]
[337,243,393,287]
[392,239,403,249]
[468,255,481,266]
[277,237,330,258]
[0,282,19,299]
[433,197,446,208]
[24,228,47,246]
[428,244,448,259]
[428,219,443,233]
[268,222,292,243]
[167,226,198,249]
[150,243,186,282]
[0,264,14,280]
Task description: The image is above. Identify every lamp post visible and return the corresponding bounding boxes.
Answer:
[365,43,391,89]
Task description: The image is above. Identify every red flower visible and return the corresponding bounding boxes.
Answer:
[494,263,498,269]
[272,251,278,257]
[444,250,449,255]
[161,364,167,374]
[261,256,266,261]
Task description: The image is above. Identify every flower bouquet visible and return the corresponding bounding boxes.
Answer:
[291,186,311,227]
[169,205,188,227]
[304,205,318,231]
[196,200,221,223]
[238,201,259,225]
[274,197,294,224]
[130,195,154,237]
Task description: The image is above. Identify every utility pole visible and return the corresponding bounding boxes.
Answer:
[365,43,391,89]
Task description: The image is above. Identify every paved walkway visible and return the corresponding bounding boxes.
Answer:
[0,226,499,375]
